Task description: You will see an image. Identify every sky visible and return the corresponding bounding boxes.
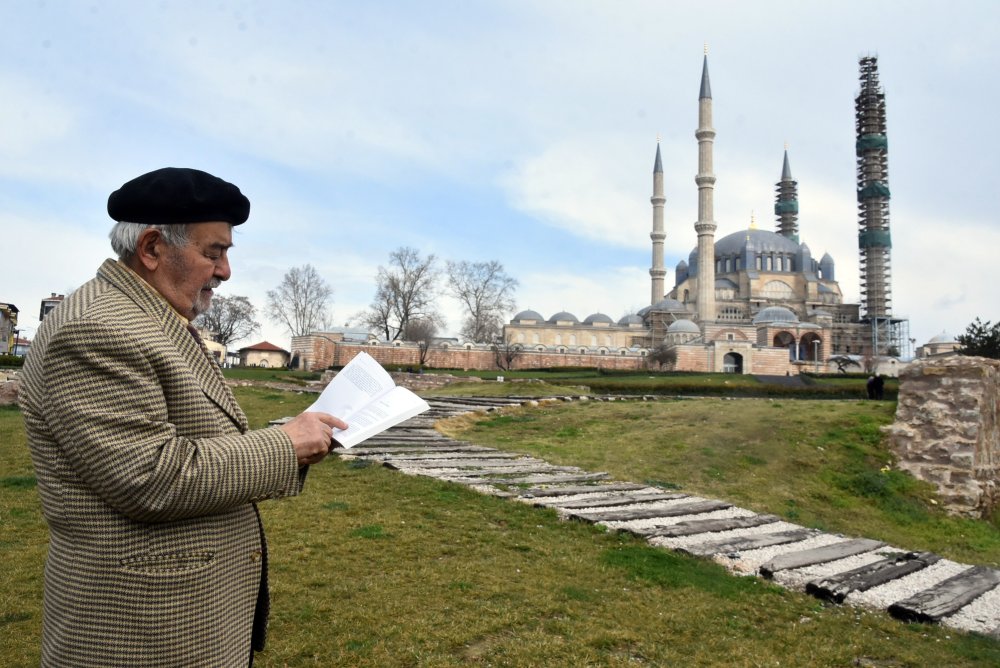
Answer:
[3,0,998,354]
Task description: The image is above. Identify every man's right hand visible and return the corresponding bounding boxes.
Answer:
[279,412,348,466]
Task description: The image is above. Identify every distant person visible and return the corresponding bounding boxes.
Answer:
[19,167,348,666]
[873,374,885,400]
[866,375,876,400]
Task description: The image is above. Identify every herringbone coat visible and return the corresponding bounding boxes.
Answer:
[19,259,303,667]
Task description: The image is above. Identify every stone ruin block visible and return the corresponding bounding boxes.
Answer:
[885,355,999,518]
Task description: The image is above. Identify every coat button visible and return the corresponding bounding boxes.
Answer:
[251,550,262,562]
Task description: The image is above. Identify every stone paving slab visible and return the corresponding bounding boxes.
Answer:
[313,395,1000,636]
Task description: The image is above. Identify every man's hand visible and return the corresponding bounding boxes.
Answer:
[279,411,348,466]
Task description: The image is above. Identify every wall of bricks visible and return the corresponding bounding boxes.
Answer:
[315,342,649,372]
[885,355,1000,518]
[293,334,809,376]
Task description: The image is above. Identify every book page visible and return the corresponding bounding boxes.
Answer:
[332,386,430,448]
[306,352,395,418]
[305,351,430,447]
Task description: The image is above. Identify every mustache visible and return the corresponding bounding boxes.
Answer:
[204,279,222,290]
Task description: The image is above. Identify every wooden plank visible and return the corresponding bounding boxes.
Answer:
[383,458,546,469]
[888,566,1000,623]
[805,552,941,603]
[381,459,535,470]
[445,472,610,485]
[518,483,652,498]
[760,538,886,578]
[548,492,688,510]
[390,463,574,475]
[346,445,498,455]
[679,528,814,557]
[573,499,732,522]
[640,514,781,538]
[379,451,521,461]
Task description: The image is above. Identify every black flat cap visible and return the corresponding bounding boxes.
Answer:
[107,167,250,225]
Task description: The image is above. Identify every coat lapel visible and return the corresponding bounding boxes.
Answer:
[97,259,249,432]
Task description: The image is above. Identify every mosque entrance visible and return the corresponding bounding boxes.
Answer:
[723,352,743,374]
[773,331,796,360]
[800,333,823,361]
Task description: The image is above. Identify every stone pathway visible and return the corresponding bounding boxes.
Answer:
[329,395,1000,638]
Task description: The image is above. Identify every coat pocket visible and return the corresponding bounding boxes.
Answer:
[119,550,216,574]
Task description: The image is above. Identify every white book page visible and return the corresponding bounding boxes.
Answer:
[332,386,430,448]
[307,352,395,418]
[305,351,430,447]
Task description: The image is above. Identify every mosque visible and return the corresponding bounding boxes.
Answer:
[503,54,909,375]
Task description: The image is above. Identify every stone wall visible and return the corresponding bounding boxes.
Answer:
[885,355,1000,518]
[304,340,650,373]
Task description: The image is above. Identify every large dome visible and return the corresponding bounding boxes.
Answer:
[714,228,801,256]
[752,306,799,324]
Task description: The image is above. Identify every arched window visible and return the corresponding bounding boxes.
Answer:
[761,280,795,300]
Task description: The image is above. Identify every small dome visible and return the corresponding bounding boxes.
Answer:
[548,311,579,324]
[715,277,738,289]
[676,259,688,269]
[618,313,644,326]
[667,319,700,334]
[650,298,688,312]
[752,306,799,324]
[512,309,544,322]
[583,312,614,325]
[928,331,955,344]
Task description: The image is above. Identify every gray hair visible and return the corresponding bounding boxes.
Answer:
[109,222,190,261]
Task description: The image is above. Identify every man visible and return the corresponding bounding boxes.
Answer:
[19,167,346,666]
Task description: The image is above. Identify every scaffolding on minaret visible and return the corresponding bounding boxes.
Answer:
[855,56,910,358]
[856,56,892,320]
[774,146,799,242]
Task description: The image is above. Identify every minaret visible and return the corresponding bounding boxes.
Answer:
[694,52,717,323]
[774,146,799,242]
[855,55,892,320]
[649,140,666,304]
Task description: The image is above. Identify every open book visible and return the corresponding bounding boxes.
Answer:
[306,352,430,448]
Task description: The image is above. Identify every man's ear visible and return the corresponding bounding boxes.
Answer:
[134,228,163,272]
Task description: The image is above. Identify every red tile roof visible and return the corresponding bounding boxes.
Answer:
[239,341,288,353]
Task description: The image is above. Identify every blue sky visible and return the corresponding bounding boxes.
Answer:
[4,1,998,351]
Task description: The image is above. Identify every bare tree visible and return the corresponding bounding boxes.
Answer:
[360,247,441,341]
[194,294,260,346]
[829,354,861,374]
[446,260,518,343]
[266,264,333,337]
[491,334,522,371]
[403,318,438,368]
[647,343,677,370]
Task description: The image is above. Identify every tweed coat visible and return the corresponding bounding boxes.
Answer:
[19,259,303,667]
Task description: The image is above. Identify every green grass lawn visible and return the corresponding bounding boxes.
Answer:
[2,392,999,667]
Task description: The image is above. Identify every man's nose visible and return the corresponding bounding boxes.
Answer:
[215,254,231,281]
